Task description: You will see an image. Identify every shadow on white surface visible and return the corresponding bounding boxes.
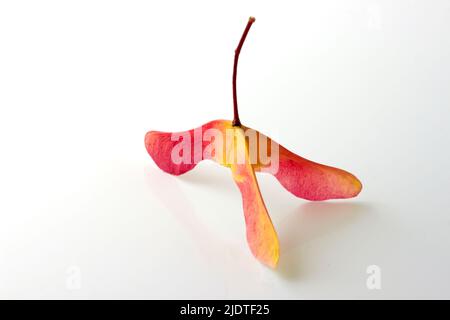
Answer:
[277,202,371,280]
[146,163,372,281]
[145,166,221,259]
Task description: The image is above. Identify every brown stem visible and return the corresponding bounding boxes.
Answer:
[232,16,255,127]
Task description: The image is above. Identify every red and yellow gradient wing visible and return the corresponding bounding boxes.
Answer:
[145,120,361,201]
[144,120,229,175]
[271,146,362,201]
[229,127,279,268]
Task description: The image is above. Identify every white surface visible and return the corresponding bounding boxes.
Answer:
[1,0,450,299]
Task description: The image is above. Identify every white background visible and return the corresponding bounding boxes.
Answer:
[1,0,449,299]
